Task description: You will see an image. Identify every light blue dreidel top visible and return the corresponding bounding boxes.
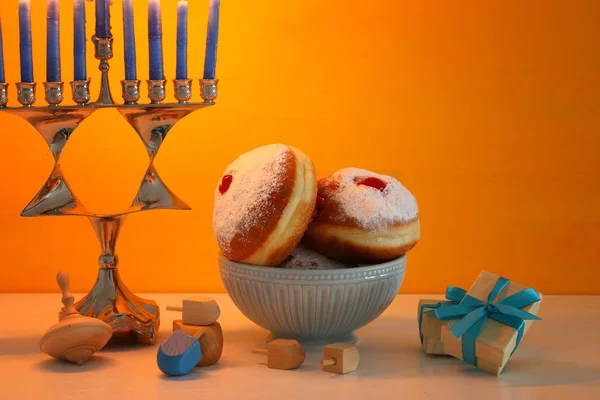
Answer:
[157,330,204,376]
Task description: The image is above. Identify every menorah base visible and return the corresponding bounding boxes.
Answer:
[59,268,160,345]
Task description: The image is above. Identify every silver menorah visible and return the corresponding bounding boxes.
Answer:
[0,36,218,345]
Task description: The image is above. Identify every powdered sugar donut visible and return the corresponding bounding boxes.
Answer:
[278,246,351,270]
[303,168,420,264]
[213,144,317,267]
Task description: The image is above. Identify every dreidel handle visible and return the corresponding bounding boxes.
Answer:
[193,328,206,340]
[252,348,269,356]
[320,358,337,366]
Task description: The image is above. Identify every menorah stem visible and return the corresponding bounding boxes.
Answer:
[62,214,161,345]
[90,215,125,269]
[97,60,115,106]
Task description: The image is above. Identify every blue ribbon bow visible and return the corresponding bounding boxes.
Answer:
[418,286,467,344]
[434,276,541,366]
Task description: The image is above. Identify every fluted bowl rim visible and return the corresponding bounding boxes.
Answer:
[218,253,406,282]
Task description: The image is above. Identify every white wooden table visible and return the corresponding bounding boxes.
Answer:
[0,294,598,399]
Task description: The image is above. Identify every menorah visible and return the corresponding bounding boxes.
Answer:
[0,36,218,345]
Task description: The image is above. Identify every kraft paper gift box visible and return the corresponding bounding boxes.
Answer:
[418,299,451,355]
[417,287,467,355]
[437,270,543,375]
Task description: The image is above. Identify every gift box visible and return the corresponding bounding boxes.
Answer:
[436,270,543,375]
[417,287,466,355]
[418,299,450,354]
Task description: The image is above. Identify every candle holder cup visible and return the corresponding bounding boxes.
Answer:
[0,83,8,107]
[148,79,167,104]
[16,82,37,107]
[200,78,218,104]
[44,82,64,106]
[71,79,92,105]
[121,80,141,104]
[174,79,193,103]
[93,35,114,63]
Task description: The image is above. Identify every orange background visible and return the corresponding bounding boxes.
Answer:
[0,1,598,294]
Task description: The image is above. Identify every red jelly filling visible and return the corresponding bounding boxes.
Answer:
[357,177,387,192]
[219,174,233,194]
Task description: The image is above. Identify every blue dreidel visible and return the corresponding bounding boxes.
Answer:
[157,329,205,376]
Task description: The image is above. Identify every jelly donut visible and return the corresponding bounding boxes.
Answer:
[303,168,420,264]
[213,144,317,267]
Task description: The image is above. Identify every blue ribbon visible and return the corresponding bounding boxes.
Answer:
[434,276,542,366]
[418,286,467,344]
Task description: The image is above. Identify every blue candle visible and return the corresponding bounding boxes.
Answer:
[176,1,188,80]
[46,0,61,83]
[123,0,137,80]
[203,0,220,80]
[19,0,34,83]
[73,0,86,81]
[95,0,111,39]
[148,0,164,80]
[0,17,5,83]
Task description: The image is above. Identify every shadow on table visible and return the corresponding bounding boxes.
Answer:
[497,358,600,388]
[36,355,116,373]
[158,368,205,382]
[0,336,41,356]
[223,326,269,349]
[100,330,173,353]
[414,348,600,388]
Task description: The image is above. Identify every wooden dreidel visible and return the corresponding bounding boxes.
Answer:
[157,329,206,376]
[320,343,360,374]
[173,320,223,367]
[39,272,112,366]
[252,339,306,370]
[167,296,221,326]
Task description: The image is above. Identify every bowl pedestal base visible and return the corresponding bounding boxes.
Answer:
[266,332,358,352]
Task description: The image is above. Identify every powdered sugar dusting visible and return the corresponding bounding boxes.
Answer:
[327,168,418,230]
[279,246,351,270]
[213,144,290,256]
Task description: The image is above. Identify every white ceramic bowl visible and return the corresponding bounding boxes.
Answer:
[219,254,406,350]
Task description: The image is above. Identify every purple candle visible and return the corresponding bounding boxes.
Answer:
[176,1,188,80]
[19,0,34,83]
[0,17,5,83]
[73,0,86,81]
[123,0,137,80]
[148,0,164,80]
[203,0,220,80]
[46,0,61,83]
[95,0,111,39]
